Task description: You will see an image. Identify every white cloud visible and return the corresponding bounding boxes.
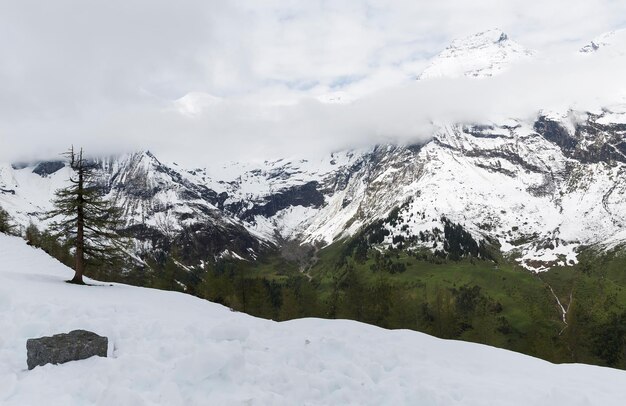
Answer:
[1,0,625,165]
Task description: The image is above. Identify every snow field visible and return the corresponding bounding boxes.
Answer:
[1,234,626,405]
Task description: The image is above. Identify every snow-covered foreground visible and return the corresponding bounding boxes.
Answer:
[1,235,626,406]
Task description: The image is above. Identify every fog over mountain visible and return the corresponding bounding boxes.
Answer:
[1,1,626,166]
[4,4,626,398]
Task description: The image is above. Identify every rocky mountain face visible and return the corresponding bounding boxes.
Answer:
[1,29,625,272]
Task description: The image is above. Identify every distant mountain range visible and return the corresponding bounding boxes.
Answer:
[2,28,625,272]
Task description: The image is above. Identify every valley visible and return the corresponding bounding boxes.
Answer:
[2,28,626,371]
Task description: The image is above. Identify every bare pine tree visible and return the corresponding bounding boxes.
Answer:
[46,147,126,284]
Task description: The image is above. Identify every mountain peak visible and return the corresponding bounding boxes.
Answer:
[448,28,509,50]
[580,29,626,54]
[418,29,534,80]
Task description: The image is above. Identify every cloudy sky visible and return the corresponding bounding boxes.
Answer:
[1,0,625,166]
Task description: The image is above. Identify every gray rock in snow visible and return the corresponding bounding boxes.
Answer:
[26,330,107,370]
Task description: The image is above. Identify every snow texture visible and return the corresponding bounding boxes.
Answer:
[1,234,626,405]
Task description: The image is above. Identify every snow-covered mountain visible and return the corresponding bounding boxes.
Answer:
[418,28,534,80]
[2,233,626,405]
[1,152,268,263]
[580,28,626,55]
[1,29,626,271]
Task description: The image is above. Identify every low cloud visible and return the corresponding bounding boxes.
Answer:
[1,1,625,165]
[6,49,625,166]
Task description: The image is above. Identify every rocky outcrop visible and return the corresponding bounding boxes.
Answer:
[232,181,325,221]
[26,330,108,370]
[32,161,65,177]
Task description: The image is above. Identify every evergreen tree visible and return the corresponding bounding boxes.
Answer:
[45,147,126,284]
[24,222,42,245]
[593,312,626,367]
[153,255,181,291]
[340,264,367,321]
[326,274,342,319]
[0,206,14,234]
[24,222,74,266]
[245,278,275,319]
[279,287,300,320]
[367,274,393,327]
[433,287,460,338]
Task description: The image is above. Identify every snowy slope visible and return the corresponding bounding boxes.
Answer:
[370,115,626,270]
[186,149,366,242]
[580,29,626,55]
[1,233,626,405]
[418,29,534,80]
[0,162,73,227]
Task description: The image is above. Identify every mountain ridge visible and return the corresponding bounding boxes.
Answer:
[2,107,626,272]
[1,29,626,273]
[417,28,535,80]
